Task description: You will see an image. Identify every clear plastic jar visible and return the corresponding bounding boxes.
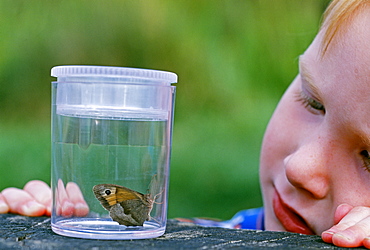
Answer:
[50,65,177,239]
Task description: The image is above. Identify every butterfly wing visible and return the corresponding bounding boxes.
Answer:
[92,184,141,210]
[118,194,152,226]
[92,184,152,226]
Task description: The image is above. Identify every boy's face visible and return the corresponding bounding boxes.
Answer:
[260,9,370,235]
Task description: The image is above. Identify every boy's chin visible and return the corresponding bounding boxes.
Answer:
[263,212,287,232]
[265,222,287,232]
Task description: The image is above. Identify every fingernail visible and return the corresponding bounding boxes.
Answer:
[334,232,352,242]
[61,201,74,217]
[321,231,334,243]
[0,200,9,214]
[74,203,89,217]
[322,231,334,237]
[322,230,334,235]
[21,201,45,216]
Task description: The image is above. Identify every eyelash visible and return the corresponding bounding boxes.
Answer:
[295,91,325,114]
[360,150,370,172]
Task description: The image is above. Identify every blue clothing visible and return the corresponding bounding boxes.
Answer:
[183,207,265,230]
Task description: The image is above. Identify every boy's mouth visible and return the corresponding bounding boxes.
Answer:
[273,190,314,235]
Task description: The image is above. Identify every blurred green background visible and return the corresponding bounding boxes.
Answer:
[0,0,330,219]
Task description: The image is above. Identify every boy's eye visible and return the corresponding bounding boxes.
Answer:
[360,150,370,172]
[295,91,325,114]
[361,150,370,172]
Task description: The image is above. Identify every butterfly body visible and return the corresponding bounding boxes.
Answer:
[93,184,154,226]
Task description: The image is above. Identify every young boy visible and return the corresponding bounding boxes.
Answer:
[2,0,370,248]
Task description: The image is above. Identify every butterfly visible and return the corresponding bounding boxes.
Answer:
[92,183,156,226]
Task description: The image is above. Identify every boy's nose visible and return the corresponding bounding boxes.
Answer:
[284,140,331,199]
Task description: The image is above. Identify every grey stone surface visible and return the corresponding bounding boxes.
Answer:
[0,214,361,249]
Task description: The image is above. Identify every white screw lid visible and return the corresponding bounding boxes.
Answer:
[51,65,178,84]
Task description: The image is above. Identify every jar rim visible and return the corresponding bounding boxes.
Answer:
[51,65,178,84]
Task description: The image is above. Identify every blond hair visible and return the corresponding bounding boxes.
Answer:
[321,0,370,55]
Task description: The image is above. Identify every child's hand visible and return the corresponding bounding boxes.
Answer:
[0,180,89,217]
[55,179,89,217]
[322,204,370,248]
[0,180,51,216]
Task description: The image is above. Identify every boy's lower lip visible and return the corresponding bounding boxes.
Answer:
[273,190,314,235]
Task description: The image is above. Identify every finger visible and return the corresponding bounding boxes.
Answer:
[322,203,355,243]
[65,182,89,217]
[334,204,354,224]
[24,180,52,216]
[0,193,9,214]
[331,216,370,248]
[56,179,74,217]
[364,237,370,249]
[1,187,46,216]
[323,206,370,248]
